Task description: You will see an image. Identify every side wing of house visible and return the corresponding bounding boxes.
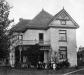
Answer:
[48,8,79,66]
[10,9,53,65]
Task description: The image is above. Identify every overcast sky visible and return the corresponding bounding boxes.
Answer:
[7,0,84,47]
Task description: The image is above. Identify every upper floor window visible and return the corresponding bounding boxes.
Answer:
[18,35,23,40]
[39,33,44,43]
[59,30,67,42]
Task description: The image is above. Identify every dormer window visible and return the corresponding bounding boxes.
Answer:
[60,20,66,25]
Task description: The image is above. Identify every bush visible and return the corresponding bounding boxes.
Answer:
[63,60,70,67]
[56,60,70,69]
[74,65,79,69]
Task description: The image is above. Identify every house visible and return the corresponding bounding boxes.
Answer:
[9,8,79,67]
[77,47,84,66]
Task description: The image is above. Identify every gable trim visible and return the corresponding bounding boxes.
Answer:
[48,8,79,29]
[48,26,78,29]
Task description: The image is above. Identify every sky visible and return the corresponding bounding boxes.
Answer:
[6,0,84,47]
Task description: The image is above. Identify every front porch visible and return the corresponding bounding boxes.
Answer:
[14,44,50,68]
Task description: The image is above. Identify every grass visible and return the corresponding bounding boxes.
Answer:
[0,66,83,75]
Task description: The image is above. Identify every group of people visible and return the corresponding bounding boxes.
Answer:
[37,61,57,70]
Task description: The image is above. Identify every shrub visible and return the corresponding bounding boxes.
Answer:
[56,60,70,69]
[74,65,79,69]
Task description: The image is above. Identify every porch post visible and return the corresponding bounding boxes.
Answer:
[19,46,22,64]
[44,51,48,63]
[9,48,15,67]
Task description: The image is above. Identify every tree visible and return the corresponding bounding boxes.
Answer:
[0,0,12,60]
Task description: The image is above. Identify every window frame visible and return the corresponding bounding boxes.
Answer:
[60,19,66,25]
[59,46,67,60]
[59,30,67,42]
[39,33,44,43]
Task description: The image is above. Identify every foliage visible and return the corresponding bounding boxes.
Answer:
[26,44,41,66]
[0,0,12,59]
[56,60,70,69]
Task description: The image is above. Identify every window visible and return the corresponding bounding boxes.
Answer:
[18,35,23,40]
[59,30,67,42]
[39,33,44,43]
[59,46,67,60]
[60,20,66,25]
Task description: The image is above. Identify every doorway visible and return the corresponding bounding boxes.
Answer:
[39,33,44,43]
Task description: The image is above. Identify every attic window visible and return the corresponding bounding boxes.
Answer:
[60,20,66,25]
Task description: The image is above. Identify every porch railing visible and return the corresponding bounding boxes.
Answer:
[18,40,50,45]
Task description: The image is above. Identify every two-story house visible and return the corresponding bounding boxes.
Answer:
[10,8,79,67]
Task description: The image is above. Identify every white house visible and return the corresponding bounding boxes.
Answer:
[10,8,79,67]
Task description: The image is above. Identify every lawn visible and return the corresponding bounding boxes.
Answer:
[0,66,83,75]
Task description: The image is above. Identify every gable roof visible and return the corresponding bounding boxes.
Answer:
[48,8,79,29]
[26,9,53,29]
[11,9,53,32]
[31,9,53,25]
[10,8,79,33]
[10,19,31,32]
